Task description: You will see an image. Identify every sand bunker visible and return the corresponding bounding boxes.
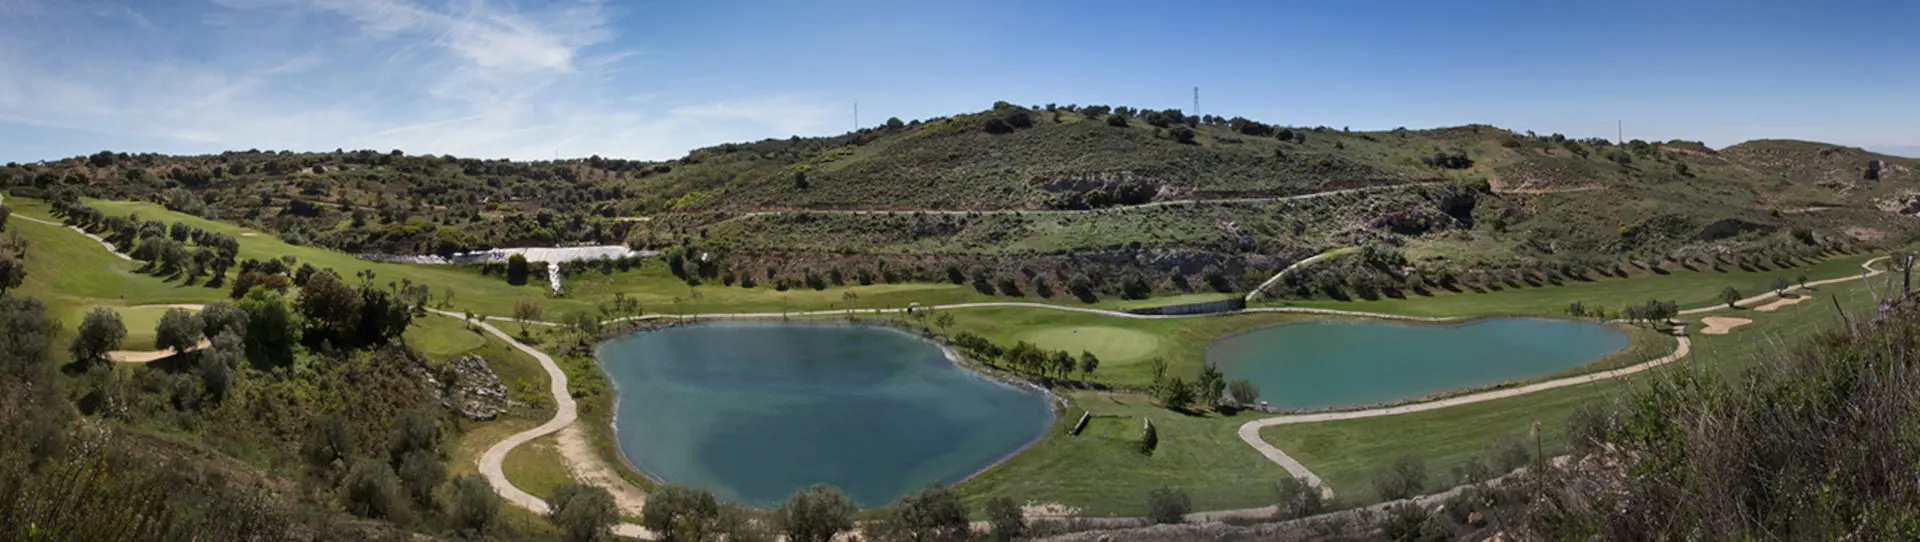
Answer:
[1756,294,1813,313]
[1699,317,1752,335]
[240,232,261,237]
[109,338,209,363]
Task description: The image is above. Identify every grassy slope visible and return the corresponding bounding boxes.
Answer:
[957,391,1282,517]
[9,193,1244,322]
[1268,251,1874,317]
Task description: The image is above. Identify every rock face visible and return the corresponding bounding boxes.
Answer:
[423,354,510,421]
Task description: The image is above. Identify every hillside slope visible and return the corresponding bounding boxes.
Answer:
[3,102,1917,301]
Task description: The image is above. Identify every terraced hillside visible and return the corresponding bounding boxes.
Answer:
[4,103,1917,303]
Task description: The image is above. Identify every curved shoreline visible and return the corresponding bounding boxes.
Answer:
[1208,317,1645,414]
[589,320,1056,509]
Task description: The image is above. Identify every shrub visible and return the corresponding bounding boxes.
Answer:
[1139,419,1158,454]
[1171,126,1197,144]
[985,496,1025,541]
[641,484,719,540]
[1106,115,1128,127]
[550,483,619,542]
[1371,456,1427,500]
[343,459,404,520]
[777,484,855,542]
[447,474,500,535]
[983,118,1015,134]
[1565,402,1615,455]
[1485,434,1531,473]
[1273,476,1326,520]
[1146,487,1191,524]
[875,486,968,541]
[506,253,531,285]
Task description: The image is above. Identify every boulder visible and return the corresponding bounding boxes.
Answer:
[420,354,510,421]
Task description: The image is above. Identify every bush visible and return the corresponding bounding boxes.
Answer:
[876,486,968,541]
[506,253,531,285]
[1485,434,1531,473]
[1139,419,1158,454]
[985,496,1025,541]
[1146,487,1191,524]
[1106,115,1128,127]
[983,118,1015,134]
[777,484,855,542]
[1565,402,1615,454]
[1171,126,1197,144]
[1371,456,1427,501]
[549,483,619,542]
[447,474,500,536]
[343,459,404,520]
[1381,502,1449,541]
[641,484,719,540]
[1273,476,1326,520]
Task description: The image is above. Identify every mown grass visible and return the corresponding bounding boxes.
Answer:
[503,433,573,505]
[956,391,1284,517]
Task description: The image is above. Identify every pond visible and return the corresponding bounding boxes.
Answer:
[1207,318,1629,410]
[596,323,1053,508]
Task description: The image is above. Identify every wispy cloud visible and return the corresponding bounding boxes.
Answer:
[0,0,835,161]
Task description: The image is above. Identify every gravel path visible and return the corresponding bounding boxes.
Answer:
[434,309,654,539]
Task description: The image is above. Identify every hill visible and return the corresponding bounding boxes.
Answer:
[4,102,1918,303]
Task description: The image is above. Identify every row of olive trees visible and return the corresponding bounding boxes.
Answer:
[550,482,1032,542]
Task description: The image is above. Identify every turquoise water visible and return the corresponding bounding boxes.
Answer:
[595,323,1052,508]
[1207,318,1629,410]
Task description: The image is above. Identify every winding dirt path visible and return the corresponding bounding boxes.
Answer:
[434,309,653,539]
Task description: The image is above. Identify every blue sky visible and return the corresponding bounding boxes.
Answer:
[1,0,1915,162]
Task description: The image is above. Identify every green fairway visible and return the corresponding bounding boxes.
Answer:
[955,391,1282,517]
[5,193,1244,324]
[1018,326,1161,365]
[1264,251,1876,317]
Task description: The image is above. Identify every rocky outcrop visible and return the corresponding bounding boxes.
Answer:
[420,354,510,421]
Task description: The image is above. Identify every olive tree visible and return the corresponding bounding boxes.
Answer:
[154,307,204,355]
[71,307,126,367]
[549,483,618,542]
[777,484,856,542]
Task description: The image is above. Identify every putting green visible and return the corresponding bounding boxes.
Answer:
[1018,326,1161,365]
[74,305,195,351]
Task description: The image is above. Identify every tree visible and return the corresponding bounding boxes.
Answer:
[71,307,126,367]
[1155,377,1194,410]
[1078,350,1100,378]
[1229,379,1260,406]
[566,310,602,340]
[777,484,856,542]
[877,485,969,541]
[0,254,24,295]
[506,253,531,286]
[198,330,241,399]
[514,300,543,336]
[237,288,296,367]
[1170,126,1196,144]
[1050,349,1076,379]
[1148,357,1168,385]
[549,483,619,542]
[1773,276,1791,294]
[154,307,204,355]
[1720,286,1742,308]
[1106,114,1128,127]
[934,312,955,332]
[984,496,1025,542]
[1371,456,1427,500]
[343,458,404,520]
[1798,274,1809,289]
[1273,476,1325,520]
[641,484,720,541]
[1196,364,1226,409]
[447,474,500,536]
[295,269,362,348]
[1146,487,1191,524]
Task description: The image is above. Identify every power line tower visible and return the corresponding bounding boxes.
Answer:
[854,103,859,132]
[1193,87,1200,116]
